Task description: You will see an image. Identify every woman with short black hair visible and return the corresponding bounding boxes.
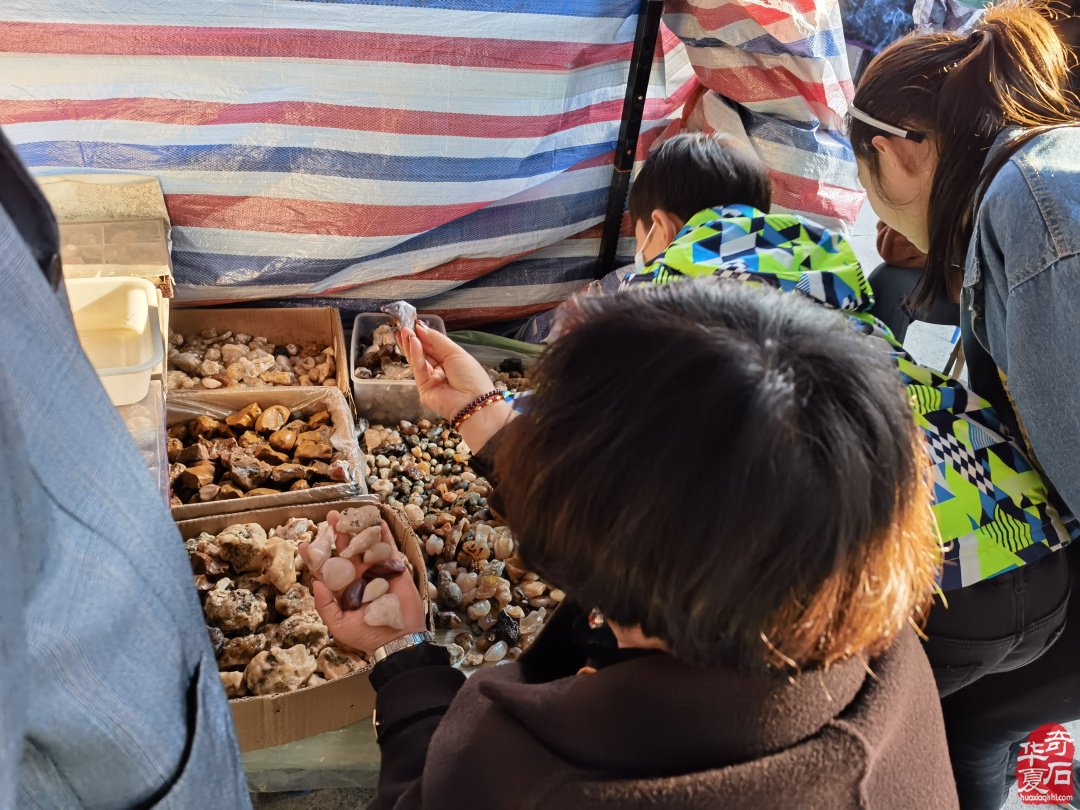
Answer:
[307,280,957,810]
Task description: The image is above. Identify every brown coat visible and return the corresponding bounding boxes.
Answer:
[374,621,958,809]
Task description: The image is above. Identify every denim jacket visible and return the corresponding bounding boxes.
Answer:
[0,132,250,809]
[963,125,1080,520]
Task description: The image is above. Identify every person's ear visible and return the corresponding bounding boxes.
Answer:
[872,134,934,181]
[650,209,684,250]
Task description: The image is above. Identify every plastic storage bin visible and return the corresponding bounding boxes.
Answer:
[66,276,163,406]
[351,313,446,423]
[59,218,170,274]
[115,381,169,503]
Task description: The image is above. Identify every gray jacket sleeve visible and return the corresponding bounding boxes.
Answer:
[1004,262,1080,518]
[0,395,27,810]
[0,162,251,808]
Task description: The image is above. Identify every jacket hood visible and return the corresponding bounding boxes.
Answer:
[641,205,875,315]
[474,649,868,777]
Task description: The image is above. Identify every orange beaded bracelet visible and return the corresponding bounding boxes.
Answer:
[450,390,506,432]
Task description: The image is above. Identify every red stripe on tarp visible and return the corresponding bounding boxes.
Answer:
[164,194,487,237]
[320,252,533,294]
[571,122,668,171]
[768,169,863,223]
[692,65,851,108]
[433,302,557,330]
[0,94,684,139]
[666,0,820,30]
[0,22,635,71]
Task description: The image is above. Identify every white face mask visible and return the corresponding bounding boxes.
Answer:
[633,222,657,274]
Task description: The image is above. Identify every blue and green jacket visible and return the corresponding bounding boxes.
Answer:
[628,205,1075,591]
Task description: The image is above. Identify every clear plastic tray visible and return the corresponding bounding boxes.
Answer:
[350,313,446,423]
[115,381,169,504]
[59,218,170,271]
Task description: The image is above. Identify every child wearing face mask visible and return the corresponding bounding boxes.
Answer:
[625,133,891,341]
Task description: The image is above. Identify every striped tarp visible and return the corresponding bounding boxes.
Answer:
[0,0,861,327]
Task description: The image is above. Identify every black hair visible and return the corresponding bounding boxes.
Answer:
[496,279,938,671]
[628,133,773,226]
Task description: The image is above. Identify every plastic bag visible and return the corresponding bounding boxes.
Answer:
[166,388,365,515]
[380,300,417,331]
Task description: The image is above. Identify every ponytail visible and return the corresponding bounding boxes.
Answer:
[851,3,1078,309]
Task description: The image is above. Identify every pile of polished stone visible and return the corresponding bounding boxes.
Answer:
[361,418,557,667]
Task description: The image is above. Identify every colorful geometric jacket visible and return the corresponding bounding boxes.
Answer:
[627,205,1076,591]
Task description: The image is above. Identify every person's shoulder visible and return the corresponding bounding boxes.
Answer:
[999,128,1080,264]
[978,128,1080,288]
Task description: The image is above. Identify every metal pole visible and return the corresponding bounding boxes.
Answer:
[595,0,665,278]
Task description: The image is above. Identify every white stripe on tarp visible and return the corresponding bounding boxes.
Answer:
[172,209,629,268]
[751,138,858,186]
[20,165,569,207]
[305,216,606,292]
[664,8,847,59]
[1,118,621,160]
[679,41,852,86]
[172,213,600,277]
[173,227,406,260]
[0,54,636,116]
[174,275,591,306]
[155,163,616,258]
[1,0,638,45]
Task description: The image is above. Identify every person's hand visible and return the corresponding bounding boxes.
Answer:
[299,512,427,655]
[395,323,493,419]
[395,323,516,452]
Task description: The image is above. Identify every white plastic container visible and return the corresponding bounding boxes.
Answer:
[351,312,445,423]
[65,276,163,406]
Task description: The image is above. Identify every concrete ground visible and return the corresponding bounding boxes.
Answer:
[251,789,375,809]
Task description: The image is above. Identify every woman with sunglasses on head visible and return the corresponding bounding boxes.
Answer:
[850,4,1080,807]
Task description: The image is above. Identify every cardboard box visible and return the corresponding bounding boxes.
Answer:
[176,498,430,752]
[169,387,366,520]
[169,307,350,400]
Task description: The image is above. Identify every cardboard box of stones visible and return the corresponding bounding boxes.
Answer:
[167,307,350,399]
[167,388,366,520]
[176,498,430,752]
[357,387,559,671]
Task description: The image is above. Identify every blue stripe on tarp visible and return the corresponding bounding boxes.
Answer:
[225,252,612,320]
[679,28,844,59]
[358,185,608,261]
[291,0,637,19]
[176,252,596,290]
[172,185,610,287]
[742,110,855,162]
[16,140,618,183]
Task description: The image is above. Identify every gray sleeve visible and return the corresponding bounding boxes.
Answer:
[0,527,25,810]
[0,385,28,807]
[1004,258,1080,518]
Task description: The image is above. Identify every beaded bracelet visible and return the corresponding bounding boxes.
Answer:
[450,389,510,432]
